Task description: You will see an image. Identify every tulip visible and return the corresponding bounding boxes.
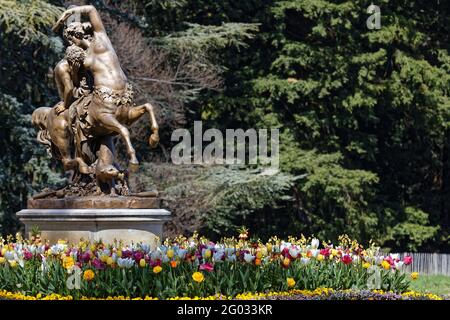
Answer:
[167,249,175,259]
[311,238,320,249]
[199,262,214,272]
[381,260,391,270]
[117,258,135,269]
[153,265,162,273]
[83,269,95,281]
[244,253,255,263]
[139,259,146,268]
[341,255,352,265]
[106,257,114,266]
[202,249,212,259]
[287,277,296,288]
[282,257,290,267]
[410,272,419,280]
[301,257,310,264]
[23,251,33,261]
[288,248,299,259]
[403,256,413,265]
[192,272,204,283]
[92,258,106,270]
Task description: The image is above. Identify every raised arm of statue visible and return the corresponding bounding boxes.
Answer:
[53,5,105,34]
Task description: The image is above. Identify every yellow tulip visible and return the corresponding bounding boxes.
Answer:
[167,249,175,259]
[9,260,17,268]
[363,262,371,269]
[411,272,419,280]
[1,248,7,256]
[192,272,204,283]
[83,269,95,281]
[0,257,6,264]
[139,259,146,268]
[203,249,212,259]
[106,257,114,266]
[153,266,162,274]
[317,254,324,262]
[62,256,74,269]
[381,260,391,270]
[287,277,296,288]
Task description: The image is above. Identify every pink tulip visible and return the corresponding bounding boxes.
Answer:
[403,256,413,265]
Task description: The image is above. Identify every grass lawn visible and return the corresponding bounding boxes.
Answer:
[409,275,450,296]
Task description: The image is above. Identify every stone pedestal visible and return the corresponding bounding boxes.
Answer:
[17,196,171,246]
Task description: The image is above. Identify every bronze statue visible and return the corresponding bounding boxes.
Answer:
[32,5,159,197]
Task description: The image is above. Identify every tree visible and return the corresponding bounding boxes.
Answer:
[0,0,65,234]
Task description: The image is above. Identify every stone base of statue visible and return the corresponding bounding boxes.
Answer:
[17,196,171,247]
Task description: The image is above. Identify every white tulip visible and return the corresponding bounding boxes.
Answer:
[311,238,320,249]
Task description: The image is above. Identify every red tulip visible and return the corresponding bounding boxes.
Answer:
[341,255,352,265]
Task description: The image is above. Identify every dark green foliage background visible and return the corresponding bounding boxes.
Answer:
[1,0,449,252]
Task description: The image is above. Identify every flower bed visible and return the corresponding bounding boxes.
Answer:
[0,233,420,300]
[0,288,443,300]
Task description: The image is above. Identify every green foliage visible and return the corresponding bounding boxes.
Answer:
[0,0,64,235]
[386,207,439,252]
[197,167,296,237]
[0,0,63,43]
[409,275,450,296]
[188,0,450,251]
[162,22,259,52]
[0,94,63,234]
[142,164,297,239]
[1,0,450,253]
